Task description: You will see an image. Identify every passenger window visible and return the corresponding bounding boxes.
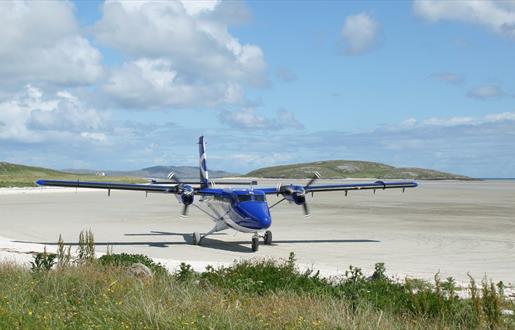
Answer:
[254,195,265,202]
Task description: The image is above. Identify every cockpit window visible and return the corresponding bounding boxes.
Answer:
[236,194,265,202]
[237,194,252,202]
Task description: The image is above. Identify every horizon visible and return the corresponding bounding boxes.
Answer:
[1,1,514,177]
[7,158,515,179]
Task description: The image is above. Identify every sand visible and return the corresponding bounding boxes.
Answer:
[0,180,514,285]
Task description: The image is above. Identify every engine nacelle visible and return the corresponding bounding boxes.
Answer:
[280,185,306,205]
[180,185,194,205]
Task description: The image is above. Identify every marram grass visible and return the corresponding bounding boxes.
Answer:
[0,255,513,329]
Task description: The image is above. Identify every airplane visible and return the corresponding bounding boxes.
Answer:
[37,136,418,252]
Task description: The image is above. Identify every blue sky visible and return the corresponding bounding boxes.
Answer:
[0,0,514,177]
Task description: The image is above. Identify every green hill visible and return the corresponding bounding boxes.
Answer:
[246,160,472,180]
[0,162,145,188]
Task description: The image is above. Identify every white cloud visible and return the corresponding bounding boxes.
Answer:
[431,72,464,84]
[467,85,504,99]
[219,108,304,130]
[0,85,106,143]
[398,111,515,129]
[341,13,380,55]
[414,0,515,39]
[94,0,267,109]
[0,1,103,88]
[105,58,244,108]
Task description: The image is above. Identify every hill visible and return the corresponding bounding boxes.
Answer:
[64,165,236,180]
[246,160,472,180]
[0,162,145,188]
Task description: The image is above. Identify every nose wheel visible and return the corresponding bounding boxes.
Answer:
[251,235,260,252]
[263,230,272,245]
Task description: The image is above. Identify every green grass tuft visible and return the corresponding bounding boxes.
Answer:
[98,253,168,276]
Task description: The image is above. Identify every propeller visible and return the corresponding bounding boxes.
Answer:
[301,171,320,217]
[179,186,194,217]
[168,172,194,218]
[277,171,320,217]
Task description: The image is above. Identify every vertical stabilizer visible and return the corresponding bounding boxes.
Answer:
[198,136,209,188]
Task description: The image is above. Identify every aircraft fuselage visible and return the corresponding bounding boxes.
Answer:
[203,189,272,233]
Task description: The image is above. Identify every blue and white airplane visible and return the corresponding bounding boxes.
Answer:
[37,136,418,251]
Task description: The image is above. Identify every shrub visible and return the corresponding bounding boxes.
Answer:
[176,262,196,282]
[98,253,168,276]
[199,252,332,296]
[30,247,56,272]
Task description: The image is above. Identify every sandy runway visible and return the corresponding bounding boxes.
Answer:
[1,180,514,284]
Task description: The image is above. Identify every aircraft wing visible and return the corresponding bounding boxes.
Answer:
[36,179,180,193]
[259,180,417,194]
[305,180,418,192]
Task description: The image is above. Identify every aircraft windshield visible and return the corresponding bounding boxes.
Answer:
[237,194,265,202]
[238,195,252,202]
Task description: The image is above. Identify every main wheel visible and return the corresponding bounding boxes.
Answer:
[192,232,201,245]
[263,231,272,245]
[251,236,259,252]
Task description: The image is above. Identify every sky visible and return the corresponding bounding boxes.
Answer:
[0,0,514,177]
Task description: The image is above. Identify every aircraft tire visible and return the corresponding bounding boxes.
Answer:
[192,232,201,245]
[251,236,259,252]
[264,231,272,245]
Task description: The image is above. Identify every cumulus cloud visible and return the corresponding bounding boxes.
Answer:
[341,13,380,55]
[94,0,267,109]
[218,108,304,130]
[0,85,106,143]
[414,0,515,39]
[431,72,464,84]
[399,111,515,128]
[467,85,504,99]
[0,1,103,89]
[104,58,244,108]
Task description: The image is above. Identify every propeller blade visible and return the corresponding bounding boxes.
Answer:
[181,204,189,217]
[302,202,311,217]
[305,171,321,189]
[168,171,182,183]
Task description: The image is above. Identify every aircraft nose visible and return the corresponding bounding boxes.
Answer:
[257,213,271,229]
[239,202,271,229]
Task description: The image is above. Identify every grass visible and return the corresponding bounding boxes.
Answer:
[246,159,472,180]
[0,251,513,329]
[0,162,146,188]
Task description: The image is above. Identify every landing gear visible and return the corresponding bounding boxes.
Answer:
[263,230,272,245]
[192,232,201,245]
[251,235,260,252]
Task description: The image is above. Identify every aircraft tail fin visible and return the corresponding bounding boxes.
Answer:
[198,136,209,188]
